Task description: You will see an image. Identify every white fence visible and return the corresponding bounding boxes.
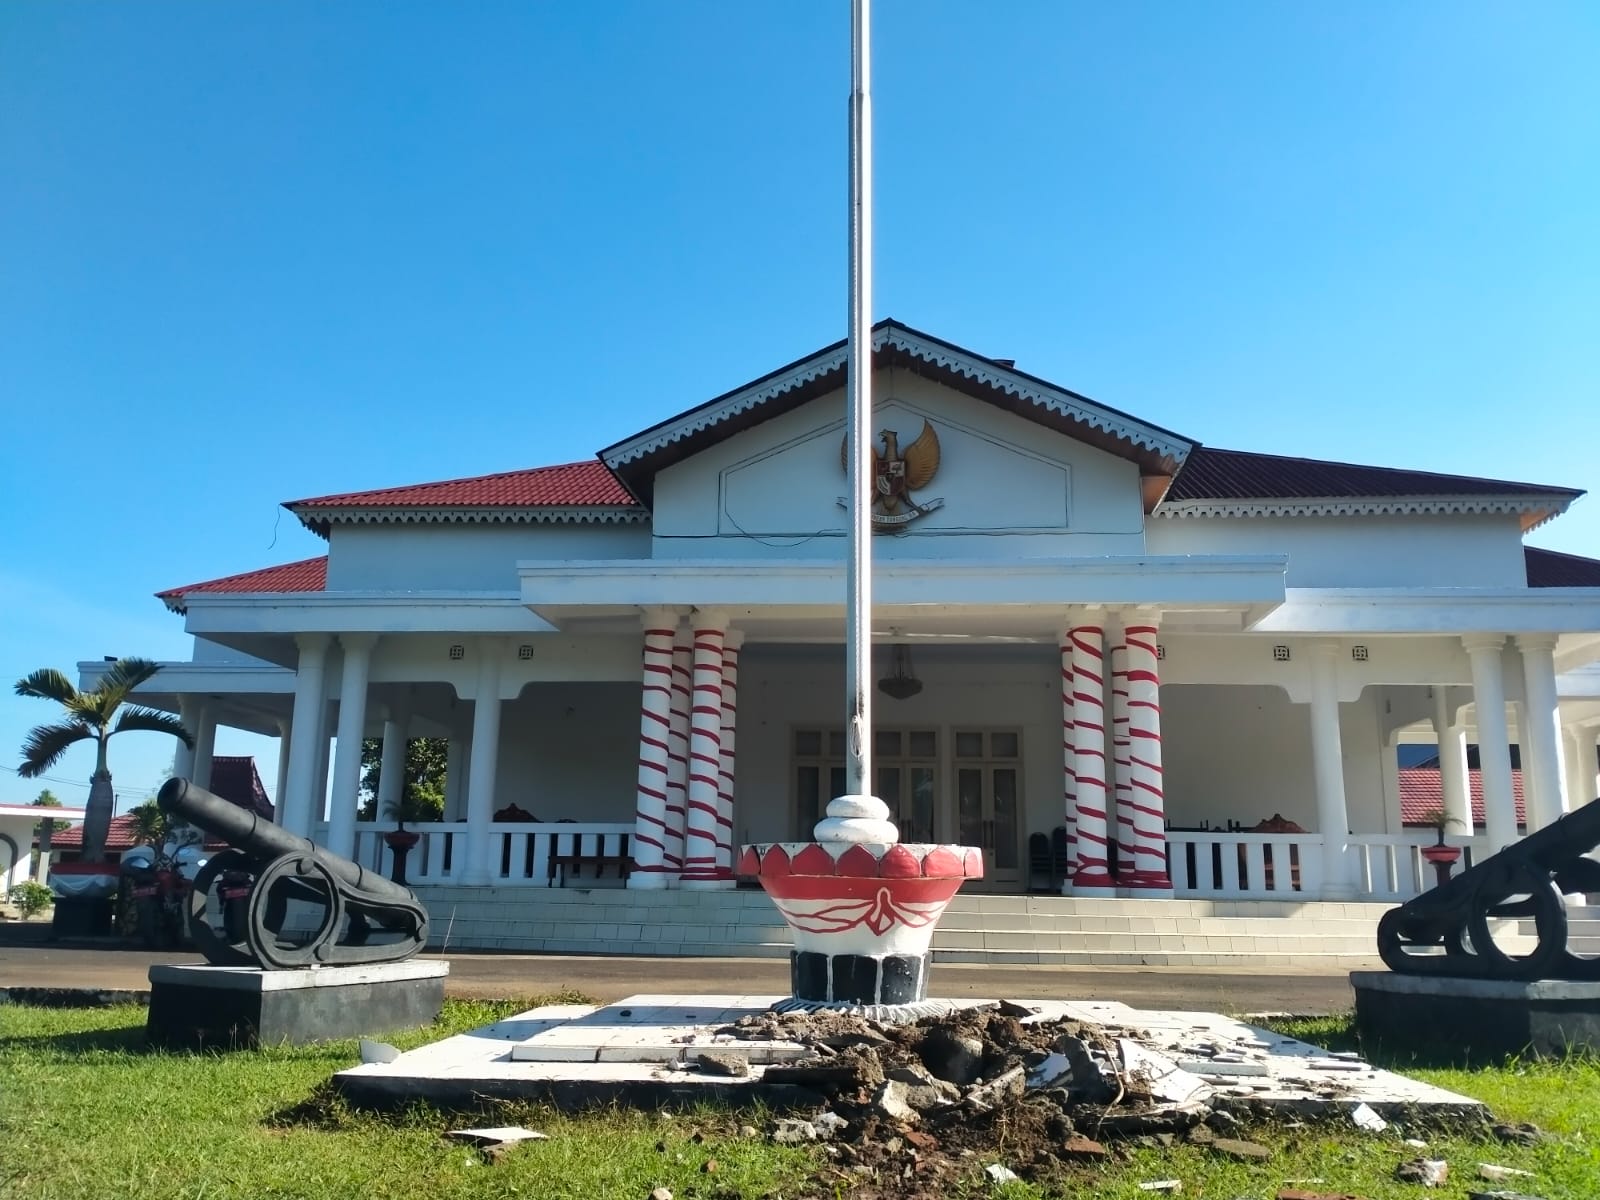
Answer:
[328,821,635,888]
[1167,831,1483,902]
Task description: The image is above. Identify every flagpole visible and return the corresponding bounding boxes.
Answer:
[844,0,874,801]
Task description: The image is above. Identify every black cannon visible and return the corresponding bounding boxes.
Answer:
[1377,796,1600,980]
[157,777,429,969]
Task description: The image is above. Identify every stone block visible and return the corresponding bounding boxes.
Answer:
[146,961,447,1049]
[1352,971,1600,1059]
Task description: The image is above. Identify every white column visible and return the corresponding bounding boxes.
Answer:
[1464,634,1518,850]
[629,610,679,889]
[190,702,216,791]
[314,705,334,825]
[280,634,331,836]
[1067,619,1116,894]
[1516,634,1568,830]
[444,734,469,821]
[376,710,408,819]
[1563,727,1586,815]
[1308,641,1354,900]
[1512,701,1538,832]
[273,717,292,824]
[1058,632,1077,892]
[680,614,728,888]
[1432,688,1471,836]
[664,624,692,877]
[1573,722,1600,806]
[461,641,505,886]
[172,696,198,779]
[717,629,743,877]
[327,634,378,860]
[1123,616,1173,894]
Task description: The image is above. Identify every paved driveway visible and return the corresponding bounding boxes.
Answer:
[0,937,1365,1014]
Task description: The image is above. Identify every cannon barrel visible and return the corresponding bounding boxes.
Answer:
[156,777,418,909]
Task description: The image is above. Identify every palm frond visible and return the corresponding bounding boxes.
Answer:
[111,705,193,746]
[65,691,117,729]
[95,657,163,707]
[14,668,79,704]
[18,720,95,777]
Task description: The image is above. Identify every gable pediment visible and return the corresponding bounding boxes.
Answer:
[650,371,1150,544]
[601,320,1195,509]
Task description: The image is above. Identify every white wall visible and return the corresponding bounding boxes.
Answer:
[327,523,652,591]
[493,682,639,823]
[1161,684,1389,835]
[188,638,284,666]
[1148,514,1528,588]
[651,369,1149,559]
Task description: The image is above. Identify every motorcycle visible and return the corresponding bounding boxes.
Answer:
[121,838,209,949]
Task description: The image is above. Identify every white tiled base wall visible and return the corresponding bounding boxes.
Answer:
[414,886,1395,966]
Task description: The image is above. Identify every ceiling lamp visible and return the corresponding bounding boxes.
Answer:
[878,643,923,701]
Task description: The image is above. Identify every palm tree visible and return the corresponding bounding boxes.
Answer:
[127,799,170,848]
[14,658,192,862]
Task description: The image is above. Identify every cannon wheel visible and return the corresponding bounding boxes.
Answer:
[186,850,258,967]
[246,854,345,970]
[1466,861,1568,980]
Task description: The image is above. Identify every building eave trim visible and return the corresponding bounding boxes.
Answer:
[291,505,648,534]
[1153,494,1576,520]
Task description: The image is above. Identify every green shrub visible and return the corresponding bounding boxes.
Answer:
[10,879,54,918]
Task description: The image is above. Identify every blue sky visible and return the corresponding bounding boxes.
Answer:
[2,2,1596,811]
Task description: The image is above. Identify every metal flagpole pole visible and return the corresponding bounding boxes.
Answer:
[844,0,874,801]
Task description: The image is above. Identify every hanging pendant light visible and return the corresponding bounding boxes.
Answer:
[878,643,923,700]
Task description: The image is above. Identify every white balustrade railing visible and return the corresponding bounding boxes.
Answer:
[1346,834,1484,902]
[1166,831,1323,899]
[344,820,634,888]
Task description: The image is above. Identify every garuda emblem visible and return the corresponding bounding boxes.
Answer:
[838,420,945,530]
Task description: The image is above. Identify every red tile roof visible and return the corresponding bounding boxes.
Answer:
[1398,766,1526,828]
[1167,447,1580,504]
[157,556,326,611]
[1525,546,1600,588]
[288,461,634,511]
[49,757,273,851]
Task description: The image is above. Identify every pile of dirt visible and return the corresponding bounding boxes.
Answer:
[710,1002,1259,1195]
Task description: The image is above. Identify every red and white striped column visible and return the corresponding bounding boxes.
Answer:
[628,609,680,889]
[1068,618,1117,894]
[1122,616,1173,894]
[1108,623,1137,889]
[1058,633,1077,891]
[681,613,730,888]
[716,630,743,878]
[663,622,692,885]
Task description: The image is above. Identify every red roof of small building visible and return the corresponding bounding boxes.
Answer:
[1398,766,1526,828]
[1168,447,1580,505]
[48,757,273,851]
[1525,545,1600,588]
[158,556,327,612]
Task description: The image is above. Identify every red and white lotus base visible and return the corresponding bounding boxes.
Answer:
[738,835,983,1014]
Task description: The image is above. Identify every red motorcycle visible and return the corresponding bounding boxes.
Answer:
[122,842,208,949]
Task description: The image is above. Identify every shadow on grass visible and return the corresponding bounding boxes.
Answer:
[0,1025,155,1056]
[1259,1011,1597,1072]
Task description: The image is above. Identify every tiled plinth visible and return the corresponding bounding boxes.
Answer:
[333,991,1483,1118]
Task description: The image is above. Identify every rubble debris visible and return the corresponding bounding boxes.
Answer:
[1395,1158,1449,1187]
[1137,1182,1182,1193]
[693,1051,750,1078]
[1276,1192,1371,1200]
[1349,1103,1388,1132]
[648,1189,672,1200]
[1477,1164,1536,1181]
[1491,1122,1545,1146]
[1209,1137,1271,1160]
[443,1126,549,1147]
[873,1080,920,1123]
[983,1163,1019,1184]
[1467,1192,1546,1200]
[812,1111,849,1140]
[918,1026,985,1085]
[1059,1135,1107,1159]
[699,1158,717,1173]
[770,1118,818,1144]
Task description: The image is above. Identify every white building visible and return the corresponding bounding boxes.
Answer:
[92,322,1600,963]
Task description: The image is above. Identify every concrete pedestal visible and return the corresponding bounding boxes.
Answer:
[1351,970,1600,1059]
[147,960,448,1049]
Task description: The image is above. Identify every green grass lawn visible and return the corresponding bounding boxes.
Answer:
[2,1001,1597,1199]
